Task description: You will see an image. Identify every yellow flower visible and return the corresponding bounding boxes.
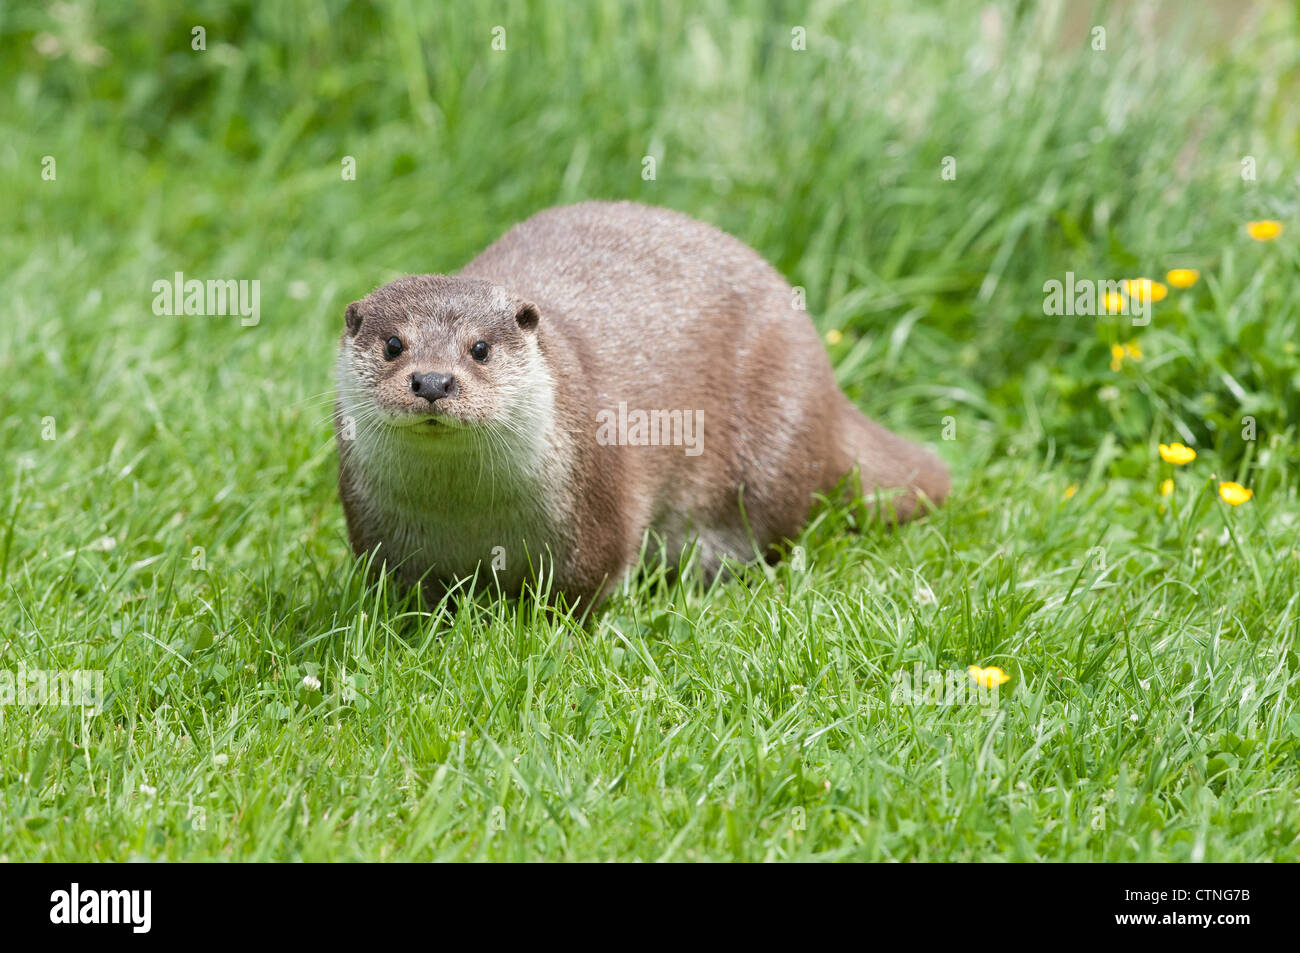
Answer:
[1110,341,1141,371]
[968,665,1011,689]
[1123,278,1168,303]
[1218,481,1253,505]
[1064,484,1078,500]
[1160,478,1173,497]
[1102,292,1126,315]
[1166,268,1199,289]
[1158,442,1196,465]
[1246,220,1283,241]
[825,328,842,345]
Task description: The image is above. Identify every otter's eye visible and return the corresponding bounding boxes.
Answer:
[471,340,490,362]
[385,337,403,359]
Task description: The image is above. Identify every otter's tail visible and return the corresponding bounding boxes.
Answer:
[839,398,950,523]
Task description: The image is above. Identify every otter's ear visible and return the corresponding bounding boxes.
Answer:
[515,301,540,332]
[345,301,363,336]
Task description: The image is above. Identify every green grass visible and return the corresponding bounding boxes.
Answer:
[4,0,1300,860]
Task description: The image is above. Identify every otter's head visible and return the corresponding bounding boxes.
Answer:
[338,275,546,440]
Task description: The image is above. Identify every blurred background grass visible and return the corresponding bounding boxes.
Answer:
[6,1,1300,477]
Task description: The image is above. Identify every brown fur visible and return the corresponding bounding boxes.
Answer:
[336,201,949,609]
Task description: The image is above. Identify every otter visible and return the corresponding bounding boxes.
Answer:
[335,201,949,608]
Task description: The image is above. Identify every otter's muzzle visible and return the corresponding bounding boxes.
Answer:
[410,371,457,403]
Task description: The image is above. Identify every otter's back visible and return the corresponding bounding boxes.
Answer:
[462,201,787,321]
[459,201,831,412]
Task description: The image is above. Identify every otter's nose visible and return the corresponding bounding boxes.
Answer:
[410,371,457,403]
